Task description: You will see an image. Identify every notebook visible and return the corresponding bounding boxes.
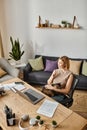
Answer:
[14,88,45,105]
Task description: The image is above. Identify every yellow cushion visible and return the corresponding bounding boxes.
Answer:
[82,61,87,76]
[0,68,7,77]
[69,60,82,75]
[28,56,44,71]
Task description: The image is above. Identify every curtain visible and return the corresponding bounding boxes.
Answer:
[0,32,4,57]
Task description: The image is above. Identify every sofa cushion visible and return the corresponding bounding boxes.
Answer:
[44,59,58,72]
[28,56,44,71]
[27,71,51,85]
[0,68,7,77]
[69,60,82,75]
[82,61,87,76]
[35,55,59,66]
[75,75,87,90]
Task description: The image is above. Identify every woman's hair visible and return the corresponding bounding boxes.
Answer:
[59,56,70,69]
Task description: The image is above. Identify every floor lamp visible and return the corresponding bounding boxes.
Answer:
[0,32,4,57]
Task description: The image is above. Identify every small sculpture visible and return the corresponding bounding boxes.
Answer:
[38,16,41,27]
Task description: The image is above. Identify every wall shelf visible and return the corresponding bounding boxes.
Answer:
[36,26,80,29]
[36,16,81,30]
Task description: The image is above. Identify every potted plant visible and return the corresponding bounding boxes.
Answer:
[61,20,67,27]
[38,120,44,126]
[36,115,41,121]
[9,36,24,64]
[67,22,72,28]
[51,120,58,128]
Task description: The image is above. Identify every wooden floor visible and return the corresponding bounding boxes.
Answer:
[33,85,87,119]
[70,90,87,119]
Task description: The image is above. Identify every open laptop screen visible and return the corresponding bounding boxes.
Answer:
[14,88,45,104]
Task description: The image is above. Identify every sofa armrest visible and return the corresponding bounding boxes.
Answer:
[0,58,19,77]
[24,63,32,72]
[23,63,32,81]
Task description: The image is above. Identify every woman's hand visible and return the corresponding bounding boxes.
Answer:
[45,85,54,90]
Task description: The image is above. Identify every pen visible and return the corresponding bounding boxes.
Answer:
[10,87,16,93]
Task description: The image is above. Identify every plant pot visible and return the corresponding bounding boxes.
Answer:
[51,120,58,128]
[38,123,43,127]
[52,124,58,128]
[38,120,44,127]
[15,60,21,65]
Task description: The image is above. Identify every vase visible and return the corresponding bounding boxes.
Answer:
[15,60,21,65]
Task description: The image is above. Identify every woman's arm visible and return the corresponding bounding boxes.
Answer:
[47,70,57,84]
[46,74,74,95]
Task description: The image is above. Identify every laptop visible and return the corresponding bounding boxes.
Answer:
[14,88,45,105]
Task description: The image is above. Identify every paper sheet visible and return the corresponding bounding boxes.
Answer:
[37,99,58,117]
[1,82,25,91]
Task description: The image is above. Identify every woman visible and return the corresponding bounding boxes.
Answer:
[45,56,73,102]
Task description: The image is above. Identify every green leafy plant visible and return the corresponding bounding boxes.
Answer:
[9,36,24,61]
[36,115,41,120]
[39,120,44,125]
[52,120,57,125]
[51,120,58,128]
[61,20,67,27]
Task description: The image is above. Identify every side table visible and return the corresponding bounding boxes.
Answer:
[18,67,25,80]
[10,63,26,80]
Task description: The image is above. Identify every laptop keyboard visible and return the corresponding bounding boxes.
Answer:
[24,92,38,102]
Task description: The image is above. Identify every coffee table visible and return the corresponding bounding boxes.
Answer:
[0,78,87,130]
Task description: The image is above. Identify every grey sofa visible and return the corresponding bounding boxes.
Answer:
[0,58,19,82]
[23,55,87,90]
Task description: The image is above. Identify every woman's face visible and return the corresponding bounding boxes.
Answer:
[58,59,65,69]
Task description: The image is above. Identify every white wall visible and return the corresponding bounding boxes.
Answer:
[0,0,31,62]
[29,0,87,58]
[0,0,87,63]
